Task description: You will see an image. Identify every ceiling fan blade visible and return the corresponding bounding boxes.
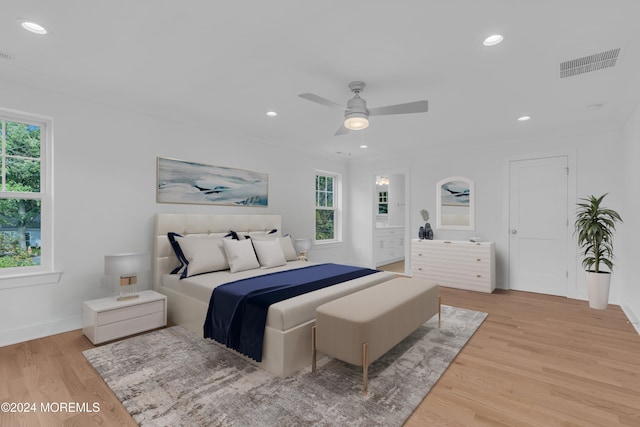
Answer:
[368,100,428,116]
[298,93,345,110]
[334,124,350,136]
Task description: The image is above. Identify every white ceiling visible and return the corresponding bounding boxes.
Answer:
[2,1,640,159]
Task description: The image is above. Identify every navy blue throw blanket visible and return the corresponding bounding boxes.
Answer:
[203,263,378,362]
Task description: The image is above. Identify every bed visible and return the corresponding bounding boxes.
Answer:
[153,213,396,377]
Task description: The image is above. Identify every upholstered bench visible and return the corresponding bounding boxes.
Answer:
[312,277,440,393]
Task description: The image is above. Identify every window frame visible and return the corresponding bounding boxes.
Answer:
[315,170,341,244]
[0,108,58,288]
[377,191,388,215]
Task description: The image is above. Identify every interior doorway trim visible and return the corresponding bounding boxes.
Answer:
[372,168,411,276]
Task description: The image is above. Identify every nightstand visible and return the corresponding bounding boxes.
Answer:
[83,290,167,344]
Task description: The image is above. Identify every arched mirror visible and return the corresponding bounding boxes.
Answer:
[436,176,475,230]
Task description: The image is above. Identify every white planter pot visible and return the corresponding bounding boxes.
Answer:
[585,271,611,310]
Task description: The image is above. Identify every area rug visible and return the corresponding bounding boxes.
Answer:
[83,305,487,426]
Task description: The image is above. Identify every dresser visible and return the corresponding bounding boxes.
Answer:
[411,239,495,293]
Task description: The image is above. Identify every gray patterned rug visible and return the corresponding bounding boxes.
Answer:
[84,305,486,426]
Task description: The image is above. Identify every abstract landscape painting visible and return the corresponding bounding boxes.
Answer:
[440,180,470,206]
[157,157,268,206]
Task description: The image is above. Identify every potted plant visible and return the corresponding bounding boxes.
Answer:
[574,193,623,309]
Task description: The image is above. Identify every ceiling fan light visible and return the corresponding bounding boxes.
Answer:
[344,112,369,130]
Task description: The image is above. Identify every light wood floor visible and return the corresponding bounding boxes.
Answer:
[1,288,639,426]
[378,260,406,274]
[407,288,640,427]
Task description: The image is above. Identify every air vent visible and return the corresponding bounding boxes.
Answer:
[560,48,620,78]
[0,50,13,60]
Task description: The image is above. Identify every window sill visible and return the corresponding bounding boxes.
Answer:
[313,240,343,249]
[0,271,63,290]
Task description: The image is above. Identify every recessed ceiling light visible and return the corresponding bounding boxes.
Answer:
[483,34,503,46]
[20,20,48,35]
[266,111,277,117]
[360,145,368,149]
[518,116,531,121]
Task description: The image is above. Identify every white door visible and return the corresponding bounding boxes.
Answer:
[509,156,568,296]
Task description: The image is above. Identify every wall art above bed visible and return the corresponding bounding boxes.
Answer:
[156,157,268,206]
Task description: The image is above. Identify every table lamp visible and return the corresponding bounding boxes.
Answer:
[293,238,312,261]
[105,252,150,301]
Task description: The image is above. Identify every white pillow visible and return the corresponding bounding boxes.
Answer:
[222,238,260,273]
[174,235,229,278]
[250,233,297,261]
[252,239,287,268]
[278,236,298,261]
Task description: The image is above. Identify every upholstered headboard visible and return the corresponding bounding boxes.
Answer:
[153,213,282,290]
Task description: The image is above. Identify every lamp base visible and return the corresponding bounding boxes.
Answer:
[117,294,140,301]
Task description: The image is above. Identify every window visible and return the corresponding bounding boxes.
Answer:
[0,109,52,279]
[378,191,388,214]
[315,171,340,242]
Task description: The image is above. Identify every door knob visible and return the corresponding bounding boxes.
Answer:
[511,229,518,234]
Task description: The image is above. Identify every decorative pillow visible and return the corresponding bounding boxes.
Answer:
[222,238,260,273]
[278,235,298,261]
[252,239,287,268]
[167,232,187,274]
[250,233,297,261]
[174,235,229,278]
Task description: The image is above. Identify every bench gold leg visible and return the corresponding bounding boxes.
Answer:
[438,296,442,328]
[363,342,368,395]
[311,326,317,372]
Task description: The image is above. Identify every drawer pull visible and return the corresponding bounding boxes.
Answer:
[418,253,423,256]
[476,258,481,262]
[418,268,423,271]
[476,274,482,278]
[444,241,452,244]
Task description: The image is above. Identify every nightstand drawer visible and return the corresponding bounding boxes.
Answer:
[98,311,165,343]
[97,300,165,326]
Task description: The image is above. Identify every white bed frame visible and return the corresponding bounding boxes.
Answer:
[154,213,395,378]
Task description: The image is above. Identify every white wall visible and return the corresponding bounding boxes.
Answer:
[0,79,348,346]
[3,76,637,346]
[620,103,640,331]
[348,127,629,304]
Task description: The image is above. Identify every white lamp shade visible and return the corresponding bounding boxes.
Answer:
[344,112,369,131]
[293,238,312,254]
[105,253,150,276]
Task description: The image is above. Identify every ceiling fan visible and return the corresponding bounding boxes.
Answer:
[298,81,428,136]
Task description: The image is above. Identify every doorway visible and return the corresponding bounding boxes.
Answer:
[508,156,569,296]
[374,173,408,275]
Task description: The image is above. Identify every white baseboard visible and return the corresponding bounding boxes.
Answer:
[621,304,640,336]
[0,315,82,347]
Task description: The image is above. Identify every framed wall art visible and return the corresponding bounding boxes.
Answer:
[156,157,268,206]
